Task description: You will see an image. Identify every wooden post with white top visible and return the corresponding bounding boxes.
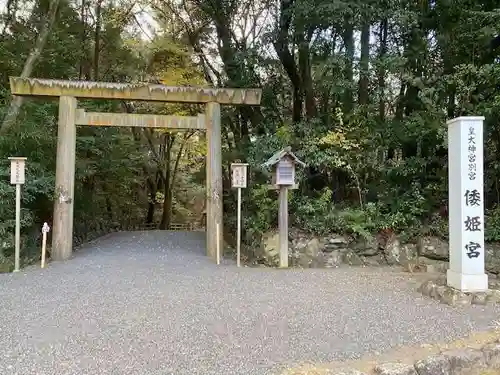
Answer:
[278,186,289,267]
[446,116,488,292]
[41,222,50,268]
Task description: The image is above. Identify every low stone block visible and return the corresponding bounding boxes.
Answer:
[343,250,365,266]
[482,342,500,368]
[323,244,341,253]
[489,280,500,289]
[418,280,437,297]
[328,235,349,245]
[471,292,488,305]
[418,236,449,260]
[350,236,379,256]
[486,289,500,304]
[414,354,451,375]
[442,348,486,375]
[297,254,311,268]
[305,238,321,258]
[432,285,447,300]
[439,287,472,306]
[325,250,342,268]
[423,264,438,273]
[310,252,326,267]
[374,362,417,375]
[328,369,368,375]
[422,263,448,274]
[362,255,383,267]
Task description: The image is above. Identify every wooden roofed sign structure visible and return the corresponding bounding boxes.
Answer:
[9,77,262,262]
[261,147,305,268]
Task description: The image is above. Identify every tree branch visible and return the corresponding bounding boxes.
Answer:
[0,0,61,135]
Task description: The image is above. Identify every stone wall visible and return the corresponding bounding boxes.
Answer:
[326,340,500,375]
[258,229,500,274]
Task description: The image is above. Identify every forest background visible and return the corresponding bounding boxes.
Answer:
[1,0,500,267]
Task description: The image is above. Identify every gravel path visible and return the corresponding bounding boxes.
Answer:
[0,230,499,375]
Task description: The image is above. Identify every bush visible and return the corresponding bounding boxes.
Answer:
[291,185,430,241]
[486,206,500,242]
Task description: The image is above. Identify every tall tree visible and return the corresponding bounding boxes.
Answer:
[0,0,61,135]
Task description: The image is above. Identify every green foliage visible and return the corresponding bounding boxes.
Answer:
[486,207,500,242]
[4,0,500,270]
[0,0,207,270]
[243,184,278,241]
[293,188,426,241]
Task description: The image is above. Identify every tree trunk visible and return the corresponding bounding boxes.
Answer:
[298,27,316,119]
[343,17,354,114]
[145,175,157,223]
[79,0,87,80]
[159,134,173,229]
[273,0,303,123]
[377,19,388,122]
[105,196,113,220]
[208,1,263,135]
[159,133,190,229]
[146,198,155,224]
[161,187,173,229]
[0,0,61,135]
[359,21,370,106]
[93,0,102,80]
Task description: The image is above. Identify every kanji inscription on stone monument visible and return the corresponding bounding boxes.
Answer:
[447,116,488,292]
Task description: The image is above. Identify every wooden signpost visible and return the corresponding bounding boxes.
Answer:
[231,163,248,267]
[261,147,305,268]
[8,156,27,272]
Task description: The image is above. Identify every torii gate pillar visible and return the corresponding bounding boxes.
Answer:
[53,96,77,260]
[205,102,223,259]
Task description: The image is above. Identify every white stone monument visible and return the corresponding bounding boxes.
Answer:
[446,116,488,292]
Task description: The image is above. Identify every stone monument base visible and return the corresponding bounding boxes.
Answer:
[418,276,500,306]
[446,269,488,292]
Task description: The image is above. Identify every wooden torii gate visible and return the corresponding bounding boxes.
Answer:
[9,77,262,262]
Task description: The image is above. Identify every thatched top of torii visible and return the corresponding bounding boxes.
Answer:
[9,77,262,105]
